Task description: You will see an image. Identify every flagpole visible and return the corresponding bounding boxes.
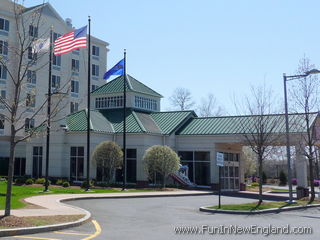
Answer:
[44,28,53,192]
[86,16,91,191]
[122,49,127,190]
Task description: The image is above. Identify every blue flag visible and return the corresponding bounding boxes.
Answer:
[103,59,124,80]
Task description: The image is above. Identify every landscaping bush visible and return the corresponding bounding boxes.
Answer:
[35,178,46,184]
[314,179,320,187]
[25,178,34,185]
[279,170,287,185]
[62,181,70,188]
[292,178,297,185]
[56,179,64,186]
[14,177,27,185]
[80,180,94,189]
[251,182,259,187]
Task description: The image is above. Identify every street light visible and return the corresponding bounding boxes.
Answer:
[283,68,320,203]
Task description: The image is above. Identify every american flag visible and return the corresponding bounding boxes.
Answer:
[54,26,87,56]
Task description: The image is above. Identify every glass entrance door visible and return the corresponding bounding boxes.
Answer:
[220,153,240,190]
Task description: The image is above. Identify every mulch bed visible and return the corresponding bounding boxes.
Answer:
[0,216,33,228]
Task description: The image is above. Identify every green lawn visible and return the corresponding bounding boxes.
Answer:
[271,188,296,192]
[208,200,320,211]
[0,181,154,210]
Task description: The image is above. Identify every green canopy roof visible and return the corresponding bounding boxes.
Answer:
[176,113,319,135]
[91,75,163,98]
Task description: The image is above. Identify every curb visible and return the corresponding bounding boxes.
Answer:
[0,191,211,237]
[0,207,91,237]
[199,203,320,215]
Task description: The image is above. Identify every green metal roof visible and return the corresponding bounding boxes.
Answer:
[176,113,319,135]
[151,111,196,135]
[91,75,163,98]
[65,109,194,135]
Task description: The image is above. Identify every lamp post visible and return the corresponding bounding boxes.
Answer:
[283,68,320,203]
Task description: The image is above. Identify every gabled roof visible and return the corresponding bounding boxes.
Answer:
[176,113,319,135]
[151,111,196,135]
[66,109,194,135]
[91,75,163,98]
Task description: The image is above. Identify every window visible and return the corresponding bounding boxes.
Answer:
[0,114,4,131]
[32,146,42,178]
[27,70,36,84]
[0,40,8,55]
[29,25,38,38]
[92,45,99,56]
[28,47,37,60]
[0,18,9,32]
[71,59,79,72]
[51,75,60,89]
[26,93,36,107]
[70,102,79,113]
[95,96,124,109]
[0,65,7,79]
[14,157,26,176]
[114,149,137,183]
[53,32,61,41]
[91,85,99,91]
[71,80,79,94]
[178,151,210,185]
[53,55,61,66]
[70,147,84,180]
[135,96,157,111]
[25,118,35,130]
[0,89,6,100]
[92,64,99,76]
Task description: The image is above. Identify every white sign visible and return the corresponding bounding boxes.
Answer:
[216,152,224,167]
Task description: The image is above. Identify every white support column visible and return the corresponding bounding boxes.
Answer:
[295,144,308,188]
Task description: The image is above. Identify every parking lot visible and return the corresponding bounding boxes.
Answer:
[3,194,320,240]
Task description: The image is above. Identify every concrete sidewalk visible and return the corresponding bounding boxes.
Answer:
[0,190,212,217]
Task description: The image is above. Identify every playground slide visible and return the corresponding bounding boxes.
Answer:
[170,171,195,187]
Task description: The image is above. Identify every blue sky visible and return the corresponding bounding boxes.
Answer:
[27,0,320,114]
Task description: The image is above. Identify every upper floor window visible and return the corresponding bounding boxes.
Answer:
[0,90,6,106]
[91,84,99,91]
[0,65,7,80]
[0,89,5,100]
[135,96,157,111]
[53,32,61,41]
[26,93,36,107]
[70,102,79,113]
[0,40,8,56]
[53,55,61,66]
[0,114,4,131]
[29,25,38,38]
[71,80,79,94]
[92,46,99,56]
[51,75,60,89]
[25,118,35,130]
[28,47,37,60]
[71,59,79,72]
[0,18,9,32]
[92,64,99,77]
[95,96,123,109]
[27,70,36,84]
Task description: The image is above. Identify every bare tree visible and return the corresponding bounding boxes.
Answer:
[169,87,195,111]
[0,1,67,216]
[236,84,279,204]
[242,147,257,178]
[290,56,319,202]
[197,93,224,117]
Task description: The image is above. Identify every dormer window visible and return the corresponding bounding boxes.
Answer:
[135,96,157,111]
[95,96,123,109]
